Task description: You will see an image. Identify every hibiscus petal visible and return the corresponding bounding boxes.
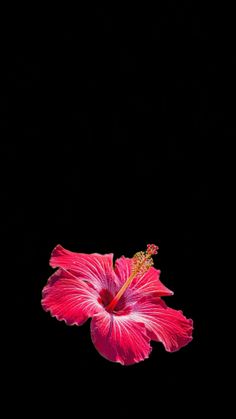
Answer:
[50,245,118,292]
[133,297,193,352]
[42,268,103,326]
[115,256,173,298]
[91,311,152,365]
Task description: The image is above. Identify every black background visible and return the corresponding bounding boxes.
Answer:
[2,3,231,415]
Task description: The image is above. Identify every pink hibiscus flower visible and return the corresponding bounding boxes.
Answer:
[42,244,193,365]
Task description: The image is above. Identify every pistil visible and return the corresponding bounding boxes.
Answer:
[106,244,158,312]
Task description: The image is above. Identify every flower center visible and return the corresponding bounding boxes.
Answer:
[98,289,130,316]
[105,244,158,312]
